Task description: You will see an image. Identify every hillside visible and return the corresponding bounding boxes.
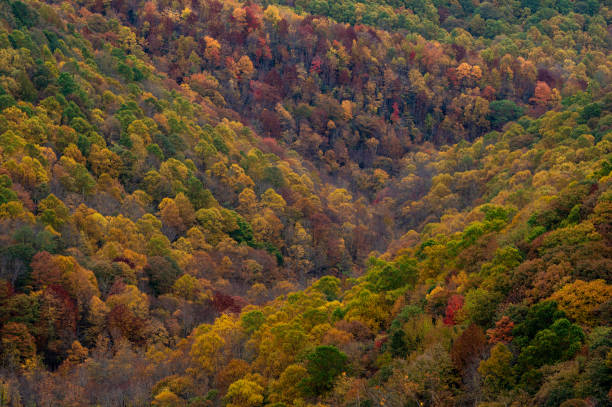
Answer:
[0,0,610,406]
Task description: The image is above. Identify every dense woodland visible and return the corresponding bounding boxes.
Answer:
[0,0,610,405]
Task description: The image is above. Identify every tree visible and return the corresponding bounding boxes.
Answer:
[299,345,347,396]
[1,322,36,364]
[261,188,286,212]
[451,324,487,372]
[152,389,185,406]
[145,256,182,295]
[159,193,195,238]
[106,283,149,319]
[270,364,307,404]
[513,301,566,348]
[488,100,523,128]
[37,286,78,367]
[463,288,499,326]
[204,36,221,65]
[235,56,254,81]
[107,303,148,345]
[517,318,584,371]
[443,294,464,325]
[478,343,514,395]
[241,310,265,334]
[216,359,251,391]
[531,81,560,110]
[57,72,78,95]
[366,257,418,292]
[30,252,99,313]
[550,280,612,326]
[311,276,340,300]
[224,379,263,407]
[172,274,204,301]
[38,194,70,230]
[190,329,225,374]
[89,145,121,177]
[486,316,514,344]
[389,328,408,357]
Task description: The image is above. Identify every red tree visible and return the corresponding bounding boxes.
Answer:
[486,316,514,344]
[443,294,464,325]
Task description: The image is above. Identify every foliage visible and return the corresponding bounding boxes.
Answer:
[299,345,348,396]
[0,0,608,405]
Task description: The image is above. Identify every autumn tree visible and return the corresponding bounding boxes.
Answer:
[224,379,263,407]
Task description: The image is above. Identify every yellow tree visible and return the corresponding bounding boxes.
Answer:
[190,328,225,375]
[550,279,612,326]
[159,193,195,237]
[152,389,185,407]
[203,36,221,66]
[224,379,263,407]
[106,284,149,319]
[88,144,121,177]
[236,55,254,81]
[238,188,258,217]
[269,364,307,404]
[261,188,286,212]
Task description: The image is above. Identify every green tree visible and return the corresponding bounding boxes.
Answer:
[241,310,265,334]
[478,343,515,395]
[300,345,347,396]
[463,288,500,326]
[513,301,566,348]
[145,256,182,295]
[311,276,341,300]
[517,318,584,371]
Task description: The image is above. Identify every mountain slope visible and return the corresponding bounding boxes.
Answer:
[0,0,609,406]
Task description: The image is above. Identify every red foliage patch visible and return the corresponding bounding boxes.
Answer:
[212,291,247,314]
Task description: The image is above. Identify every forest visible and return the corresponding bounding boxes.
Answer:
[0,0,610,405]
